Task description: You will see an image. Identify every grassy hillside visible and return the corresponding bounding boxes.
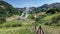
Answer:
[27,12,60,34]
[0,19,35,34]
[0,13,60,34]
[0,1,60,34]
[0,1,22,23]
[32,13,60,26]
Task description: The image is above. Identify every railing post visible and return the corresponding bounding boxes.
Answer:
[35,25,46,34]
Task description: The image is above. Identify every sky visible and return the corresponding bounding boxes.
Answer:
[3,0,60,8]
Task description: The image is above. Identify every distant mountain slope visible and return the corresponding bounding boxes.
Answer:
[0,1,20,23]
[17,2,60,13]
[37,2,60,12]
[0,1,19,17]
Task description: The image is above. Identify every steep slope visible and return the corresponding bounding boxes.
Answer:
[0,1,19,17]
[0,1,19,23]
[37,2,60,12]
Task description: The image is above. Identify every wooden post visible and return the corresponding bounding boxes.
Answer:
[39,26,41,34]
[35,26,36,34]
[35,26,46,34]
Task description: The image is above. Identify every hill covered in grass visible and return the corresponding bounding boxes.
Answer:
[0,1,22,23]
[0,1,19,17]
[0,19,35,34]
[0,1,60,34]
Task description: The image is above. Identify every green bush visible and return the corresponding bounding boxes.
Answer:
[0,18,6,24]
[12,24,22,27]
[49,15,60,26]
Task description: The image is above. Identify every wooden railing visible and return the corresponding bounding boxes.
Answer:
[35,26,46,34]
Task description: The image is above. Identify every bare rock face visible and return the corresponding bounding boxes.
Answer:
[0,5,6,9]
[6,15,20,21]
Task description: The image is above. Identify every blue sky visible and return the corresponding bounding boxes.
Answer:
[3,0,60,8]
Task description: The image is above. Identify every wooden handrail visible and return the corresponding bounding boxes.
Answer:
[35,26,46,34]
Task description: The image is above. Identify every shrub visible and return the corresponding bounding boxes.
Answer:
[12,24,22,27]
[45,22,49,25]
[49,15,60,26]
[0,18,6,24]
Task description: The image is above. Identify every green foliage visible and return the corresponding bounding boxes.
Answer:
[0,29,35,34]
[33,13,60,26]
[27,14,34,19]
[49,15,60,26]
[0,19,35,34]
[44,14,60,26]
[0,20,23,27]
[19,29,35,34]
[0,1,22,23]
[0,1,20,17]
[0,17,6,24]
[46,8,60,14]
